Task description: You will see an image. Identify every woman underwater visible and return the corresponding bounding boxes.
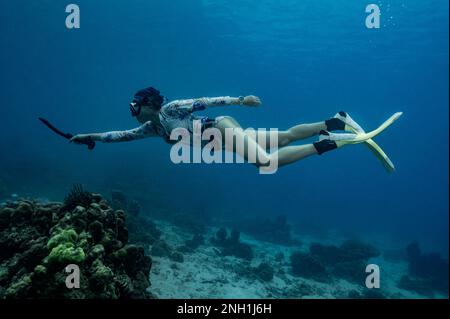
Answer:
[69,87,401,171]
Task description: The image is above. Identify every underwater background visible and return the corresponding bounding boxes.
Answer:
[0,0,448,298]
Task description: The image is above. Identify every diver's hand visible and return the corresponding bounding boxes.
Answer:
[243,95,261,107]
[70,134,95,145]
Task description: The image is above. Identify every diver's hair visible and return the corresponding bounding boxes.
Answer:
[134,87,164,110]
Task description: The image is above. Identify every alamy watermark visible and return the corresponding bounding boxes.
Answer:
[65,4,80,29]
[64,3,381,30]
[365,264,381,288]
[366,4,381,29]
[65,264,80,289]
[169,120,279,174]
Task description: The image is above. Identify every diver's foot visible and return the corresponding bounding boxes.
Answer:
[313,130,358,155]
[333,111,364,133]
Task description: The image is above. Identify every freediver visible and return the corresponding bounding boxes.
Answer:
[46,87,401,171]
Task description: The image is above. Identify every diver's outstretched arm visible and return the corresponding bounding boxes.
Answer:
[70,121,157,145]
[165,95,261,112]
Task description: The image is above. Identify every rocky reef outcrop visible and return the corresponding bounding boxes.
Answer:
[0,185,153,299]
[106,189,162,251]
[211,228,254,260]
[397,242,449,297]
[290,239,380,284]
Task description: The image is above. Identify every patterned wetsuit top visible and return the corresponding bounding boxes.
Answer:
[96,96,240,144]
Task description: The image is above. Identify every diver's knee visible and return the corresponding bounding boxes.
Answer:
[279,130,293,147]
[216,115,240,128]
[253,154,272,168]
[216,115,235,124]
[217,115,233,121]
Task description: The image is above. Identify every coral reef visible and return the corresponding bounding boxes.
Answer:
[0,186,153,299]
[61,184,93,213]
[310,240,380,264]
[211,228,254,260]
[290,239,380,285]
[310,240,379,283]
[108,189,162,251]
[228,215,297,246]
[398,242,449,296]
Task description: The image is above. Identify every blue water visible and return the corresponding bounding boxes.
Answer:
[0,0,448,263]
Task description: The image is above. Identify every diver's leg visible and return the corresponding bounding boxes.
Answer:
[272,130,362,167]
[215,116,320,169]
[249,123,326,151]
[271,144,318,167]
[215,114,348,150]
[286,122,327,140]
[234,128,320,168]
[258,116,353,149]
[256,122,327,149]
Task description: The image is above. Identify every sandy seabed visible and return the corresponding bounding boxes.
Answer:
[148,221,443,299]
